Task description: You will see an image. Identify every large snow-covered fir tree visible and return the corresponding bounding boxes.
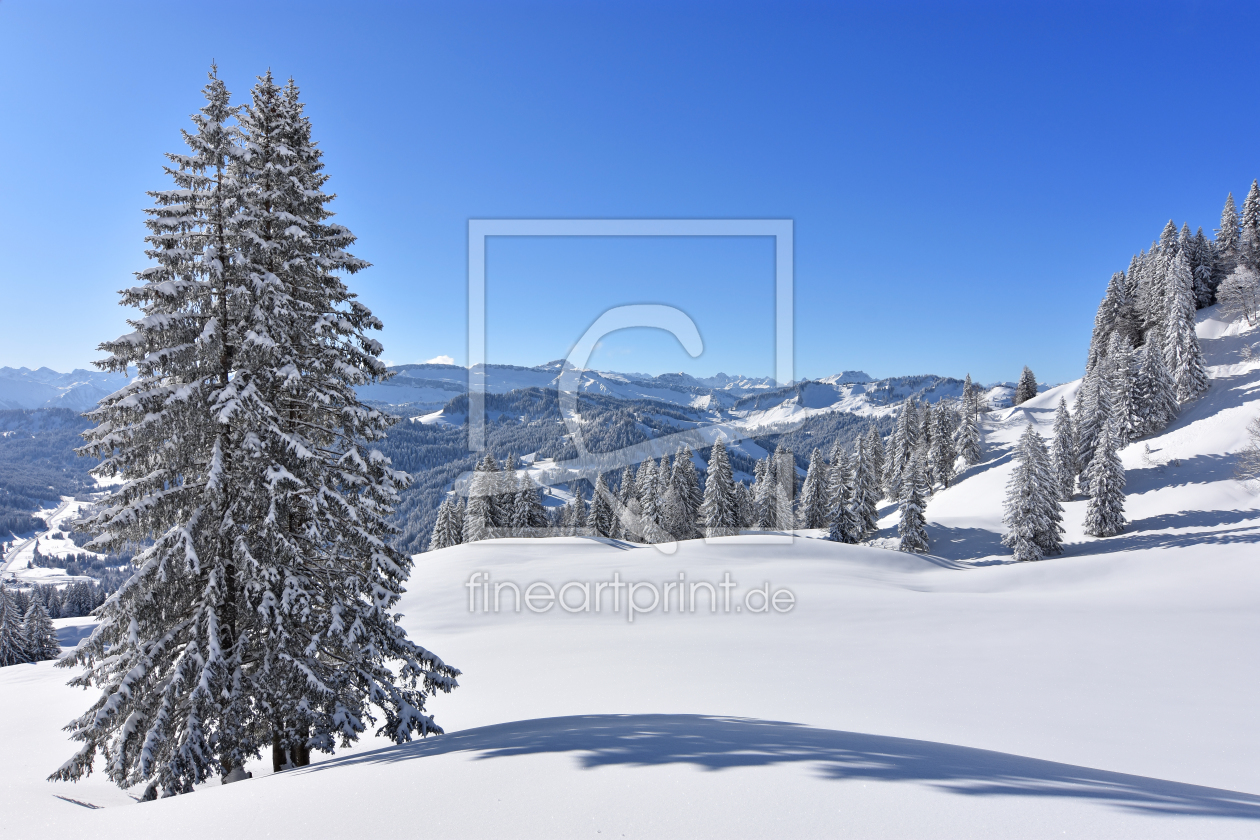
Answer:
[1002,423,1064,562]
[1083,419,1127,538]
[668,446,702,538]
[699,439,740,537]
[1213,193,1241,296]
[429,497,463,550]
[52,70,458,797]
[929,402,957,488]
[589,473,615,538]
[954,377,983,467]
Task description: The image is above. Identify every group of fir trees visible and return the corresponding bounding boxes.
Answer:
[2,579,107,620]
[428,452,554,549]
[0,585,61,667]
[50,69,458,799]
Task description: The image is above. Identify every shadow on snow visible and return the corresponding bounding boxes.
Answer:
[298,714,1260,821]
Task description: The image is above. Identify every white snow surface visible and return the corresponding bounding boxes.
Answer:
[3,308,1260,838]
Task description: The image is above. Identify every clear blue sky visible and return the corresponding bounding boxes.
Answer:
[2,1,1258,385]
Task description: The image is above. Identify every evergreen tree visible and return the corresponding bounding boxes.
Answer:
[589,473,614,538]
[699,439,740,537]
[896,452,930,554]
[772,445,796,529]
[797,448,830,529]
[1002,423,1064,561]
[1014,366,1038,405]
[428,498,461,551]
[1134,327,1179,436]
[930,402,957,487]
[864,424,886,493]
[826,443,856,543]
[1163,251,1209,403]
[55,71,458,795]
[1049,397,1077,501]
[753,458,776,529]
[1074,367,1101,481]
[1242,180,1260,272]
[851,437,880,538]
[0,586,29,667]
[22,599,60,662]
[886,398,919,501]
[464,462,495,543]
[669,447,702,538]
[1213,193,1241,298]
[1192,227,1215,308]
[1083,419,1127,538]
[1106,332,1137,447]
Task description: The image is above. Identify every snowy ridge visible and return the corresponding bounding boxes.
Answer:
[0,367,130,412]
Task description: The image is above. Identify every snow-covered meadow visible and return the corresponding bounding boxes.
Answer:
[3,309,1259,838]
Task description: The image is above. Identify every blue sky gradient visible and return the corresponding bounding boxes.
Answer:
[2,1,1258,384]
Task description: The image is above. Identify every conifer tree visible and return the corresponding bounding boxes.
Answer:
[864,424,886,493]
[1002,423,1064,561]
[1192,227,1215,308]
[1083,419,1127,538]
[1134,327,1179,436]
[1242,180,1260,272]
[896,453,930,554]
[589,473,614,538]
[22,599,61,662]
[1106,332,1137,447]
[668,447,702,539]
[826,443,856,543]
[1014,366,1038,405]
[0,586,29,667]
[1213,193,1241,297]
[428,498,461,551]
[930,402,957,487]
[1049,397,1077,501]
[464,462,495,543]
[699,439,740,537]
[797,448,830,529]
[55,71,458,795]
[1163,251,1209,403]
[1074,367,1101,481]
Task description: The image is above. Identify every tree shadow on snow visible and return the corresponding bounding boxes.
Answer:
[1062,511,1260,557]
[1123,453,1242,493]
[924,525,1008,562]
[300,714,1260,821]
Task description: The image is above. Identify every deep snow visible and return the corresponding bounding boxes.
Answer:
[2,307,1258,839]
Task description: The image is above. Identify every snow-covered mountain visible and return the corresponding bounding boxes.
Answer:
[0,367,129,412]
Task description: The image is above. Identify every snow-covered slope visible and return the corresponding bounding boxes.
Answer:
[4,308,1257,839]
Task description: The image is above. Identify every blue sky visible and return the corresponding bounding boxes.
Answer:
[1,1,1258,385]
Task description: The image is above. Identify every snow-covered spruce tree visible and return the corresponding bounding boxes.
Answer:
[570,490,588,535]
[54,71,458,795]
[1014,366,1038,405]
[735,481,757,529]
[930,402,957,488]
[1163,251,1209,403]
[428,498,459,551]
[0,586,29,667]
[772,445,796,530]
[1074,367,1101,484]
[699,439,740,538]
[1049,397,1077,501]
[851,438,880,538]
[1213,193,1241,296]
[1242,180,1260,272]
[23,599,61,662]
[589,473,614,538]
[1106,332,1137,448]
[1083,419,1127,538]
[463,459,494,543]
[896,452,930,554]
[1134,327,1179,436]
[864,424,886,491]
[885,398,919,501]
[797,448,829,529]
[1192,228,1215,309]
[826,442,856,543]
[1002,423,1064,562]
[669,446,702,538]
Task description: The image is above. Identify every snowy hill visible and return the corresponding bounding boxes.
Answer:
[3,306,1259,838]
